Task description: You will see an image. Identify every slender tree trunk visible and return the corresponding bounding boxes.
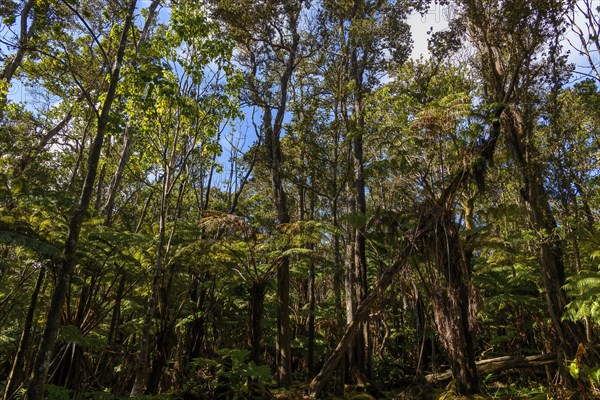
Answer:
[135,189,154,233]
[97,270,126,386]
[573,181,595,228]
[331,50,346,397]
[262,106,293,385]
[332,202,345,395]
[307,249,316,375]
[67,114,94,191]
[130,174,169,396]
[188,272,210,359]
[337,1,370,378]
[3,264,45,400]
[332,127,344,331]
[249,282,266,364]
[276,257,292,386]
[236,1,301,386]
[306,192,316,375]
[344,221,355,363]
[95,160,107,211]
[103,125,133,225]
[26,3,136,398]
[262,12,299,383]
[343,182,357,384]
[228,142,258,214]
[351,72,369,380]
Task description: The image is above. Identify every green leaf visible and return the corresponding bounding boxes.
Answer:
[0,230,60,259]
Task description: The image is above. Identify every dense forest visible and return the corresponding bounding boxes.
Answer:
[0,0,599,399]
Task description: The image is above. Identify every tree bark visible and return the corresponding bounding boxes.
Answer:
[427,215,479,394]
[307,245,316,375]
[351,44,370,381]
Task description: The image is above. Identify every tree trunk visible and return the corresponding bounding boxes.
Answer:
[276,256,292,386]
[344,223,355,372]
[506,107,586,383]
[236,1,301,386]
[351,68,369,381]
[332,133,344,333]
[94,161,107,211]
[103,125,133,225]
[188,272,211,359]
[307,246,316,375]
[426,209,479,395]
[97,270,126,387]
[262,22,297,383]
[66,114,94,191]
[3,264,45,400]
[130,175,169,396]
[26,3,136,398]
[249,281,266,364]
[263,106,292,385]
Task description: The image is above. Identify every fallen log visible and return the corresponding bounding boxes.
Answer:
[425,353,556,383]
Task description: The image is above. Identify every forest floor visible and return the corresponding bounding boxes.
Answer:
[266,379,553,400]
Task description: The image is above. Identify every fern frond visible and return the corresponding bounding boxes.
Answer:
[0,230,60,259]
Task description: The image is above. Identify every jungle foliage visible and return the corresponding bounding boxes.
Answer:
[0,0,599,399]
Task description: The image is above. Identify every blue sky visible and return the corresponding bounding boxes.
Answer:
[5,1,596,102]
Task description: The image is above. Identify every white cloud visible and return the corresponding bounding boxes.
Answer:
[409,3,452,59]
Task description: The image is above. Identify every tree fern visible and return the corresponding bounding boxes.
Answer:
[563,267,600,323]
[0,225,60,260]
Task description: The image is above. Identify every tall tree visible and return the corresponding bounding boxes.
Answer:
[367,61,482,394]
[128,2,237,393]
[26,1,137,398]
[458,0,594,385]
[210,0,308,385]
[318,0,419,381]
